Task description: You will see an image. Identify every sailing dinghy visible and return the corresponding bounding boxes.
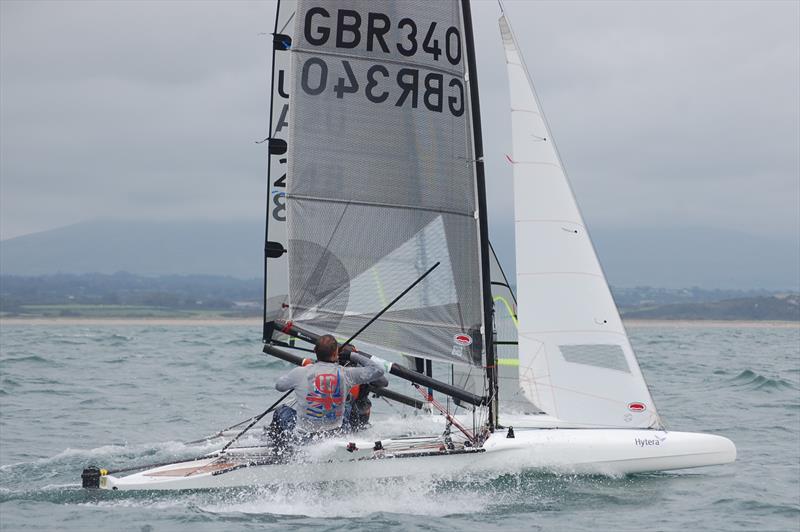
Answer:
[83,0,735,491]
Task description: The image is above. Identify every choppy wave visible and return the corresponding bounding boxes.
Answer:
[0,439,224,503]
[86,333,134,345]
[713,497,800,518]
[1,354,52,365]
[223,338,258,347]
[1,323,798,531]
[729,370,798,392]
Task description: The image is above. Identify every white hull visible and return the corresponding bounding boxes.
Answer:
[99,428,736,491]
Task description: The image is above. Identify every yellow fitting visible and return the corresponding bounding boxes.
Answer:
[99,469,108,476]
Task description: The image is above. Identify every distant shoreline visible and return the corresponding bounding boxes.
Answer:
[1,317,797,328]
[0,317,262,326]
[623,319,798,329]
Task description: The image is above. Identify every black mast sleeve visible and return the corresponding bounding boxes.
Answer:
[262,0,283,342]
[461,0,498,429]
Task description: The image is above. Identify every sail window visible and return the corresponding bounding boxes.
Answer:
[558,344,630,373]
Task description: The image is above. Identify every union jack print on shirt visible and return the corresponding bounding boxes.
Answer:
[305,368,344,421]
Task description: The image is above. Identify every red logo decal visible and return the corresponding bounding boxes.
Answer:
[628,402,646,412]
[314,373,339,395]
[454,334,473,347]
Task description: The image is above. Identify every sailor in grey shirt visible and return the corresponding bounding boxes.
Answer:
[275,334,387,434]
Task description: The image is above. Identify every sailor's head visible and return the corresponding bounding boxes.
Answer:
[314,335,339,363]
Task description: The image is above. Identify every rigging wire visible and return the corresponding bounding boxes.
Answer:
[412,384,475,444]
[220,390,293,453]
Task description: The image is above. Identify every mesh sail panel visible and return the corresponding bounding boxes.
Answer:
[453,244,543,414]
[283,1,484,365]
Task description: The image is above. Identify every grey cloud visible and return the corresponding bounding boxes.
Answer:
[1,0,797,279]
[475,0,799,243]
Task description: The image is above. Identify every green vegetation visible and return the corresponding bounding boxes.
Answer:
[3,304,258,319]
[620,295,799,321]
[0,273,261,318]
[1,273,797,321]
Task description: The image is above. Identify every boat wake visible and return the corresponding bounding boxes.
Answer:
[0,439,218,501]
[67,471,653,518]
[199,478,495,517]
[0,411,666,516]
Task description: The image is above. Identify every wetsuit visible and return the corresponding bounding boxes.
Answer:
[343,383,377,432]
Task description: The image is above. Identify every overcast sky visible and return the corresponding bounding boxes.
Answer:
[2,0,798,252]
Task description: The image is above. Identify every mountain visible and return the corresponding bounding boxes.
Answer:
[1,220,798,290]
[2,272,795,321]
[0,220,263,279]
[591,225,799,290]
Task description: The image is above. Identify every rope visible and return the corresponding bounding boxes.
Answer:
[413,384,475,444]
[220,389,293,452]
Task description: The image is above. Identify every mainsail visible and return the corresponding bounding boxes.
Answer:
[500,14,662,428]
[266,1,492,376]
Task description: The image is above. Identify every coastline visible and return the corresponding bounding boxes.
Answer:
[623,319,798,329]
[0,317,262,326]
[0,316,797,328]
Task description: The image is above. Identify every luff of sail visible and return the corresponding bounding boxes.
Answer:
[263,0,296,341]
[489,243,541,415]
[500,14,662,428]
[453,242,543,413]
[280,1,487,368]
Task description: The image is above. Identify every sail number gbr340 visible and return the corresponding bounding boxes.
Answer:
[301,7,466,117]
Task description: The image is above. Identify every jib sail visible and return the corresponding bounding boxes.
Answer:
[500,14,661,428]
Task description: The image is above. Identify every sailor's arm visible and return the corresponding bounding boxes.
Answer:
[369,374,389,388]
[275,366,304,392]
[346,353,386,385]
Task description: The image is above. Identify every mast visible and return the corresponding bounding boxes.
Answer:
[262,0,293,342]
[461,0,498,430]
[262,0,282,341]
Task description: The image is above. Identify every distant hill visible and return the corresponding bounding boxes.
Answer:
[0,220,263,279]
[621,294,800,321]
[0,272,262,318]
[591,225,799,291]
[1,272,797,320]
[610,286,779,308]
[1,219,798,290]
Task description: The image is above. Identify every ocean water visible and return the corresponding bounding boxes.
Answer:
[0,321,798,531]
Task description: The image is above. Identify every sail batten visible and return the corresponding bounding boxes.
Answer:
[290,47,466,78]
[284,194,476,218]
